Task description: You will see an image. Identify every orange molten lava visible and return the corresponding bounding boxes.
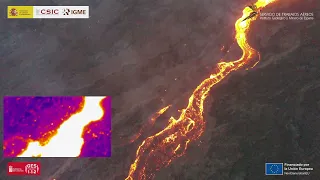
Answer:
[126,0,277,179]
[17,96,106,157]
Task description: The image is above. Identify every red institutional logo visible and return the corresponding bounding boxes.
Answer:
[7,162,41,176]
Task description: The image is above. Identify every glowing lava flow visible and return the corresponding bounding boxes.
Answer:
[117,105,171,147]
[128,105,171,144]
[18,96,106,157]
[126,0,277,179]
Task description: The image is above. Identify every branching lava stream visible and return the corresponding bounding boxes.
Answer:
[126,0,277,179]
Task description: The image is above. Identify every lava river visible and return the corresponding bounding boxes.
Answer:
[126,0,278,179]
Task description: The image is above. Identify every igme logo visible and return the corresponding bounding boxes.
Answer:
[63,8,86,15]
[63,8,70,15]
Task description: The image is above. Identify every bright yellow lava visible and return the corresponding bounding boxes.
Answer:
[126,0,277,179]
[18,96,106,157]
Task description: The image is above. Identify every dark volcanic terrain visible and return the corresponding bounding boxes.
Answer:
[0,0,319,179]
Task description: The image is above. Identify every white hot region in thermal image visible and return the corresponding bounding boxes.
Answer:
[18,96,106,157]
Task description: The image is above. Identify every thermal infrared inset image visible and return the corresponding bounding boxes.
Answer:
[3,96,112,158]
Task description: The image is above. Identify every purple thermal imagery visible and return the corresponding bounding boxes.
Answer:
[3,96,111,157]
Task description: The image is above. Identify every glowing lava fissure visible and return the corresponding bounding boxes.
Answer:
[4,96,111,157]
[126,0,277,179]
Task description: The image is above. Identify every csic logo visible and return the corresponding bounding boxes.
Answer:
[36,8,59,15]
[7,162,40,176]
[9,8,18,16]
[63,8,86,15]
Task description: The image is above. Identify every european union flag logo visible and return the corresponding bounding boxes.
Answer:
[265,163,283,175]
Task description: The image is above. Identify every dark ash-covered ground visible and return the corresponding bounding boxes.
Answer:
[0,0,319,179]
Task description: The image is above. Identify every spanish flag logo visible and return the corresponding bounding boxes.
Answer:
[7,6,33,18]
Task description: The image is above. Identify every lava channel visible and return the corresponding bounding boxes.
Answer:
[3,96,111,157]
[126,0,277,179]
[127,105,171,145]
